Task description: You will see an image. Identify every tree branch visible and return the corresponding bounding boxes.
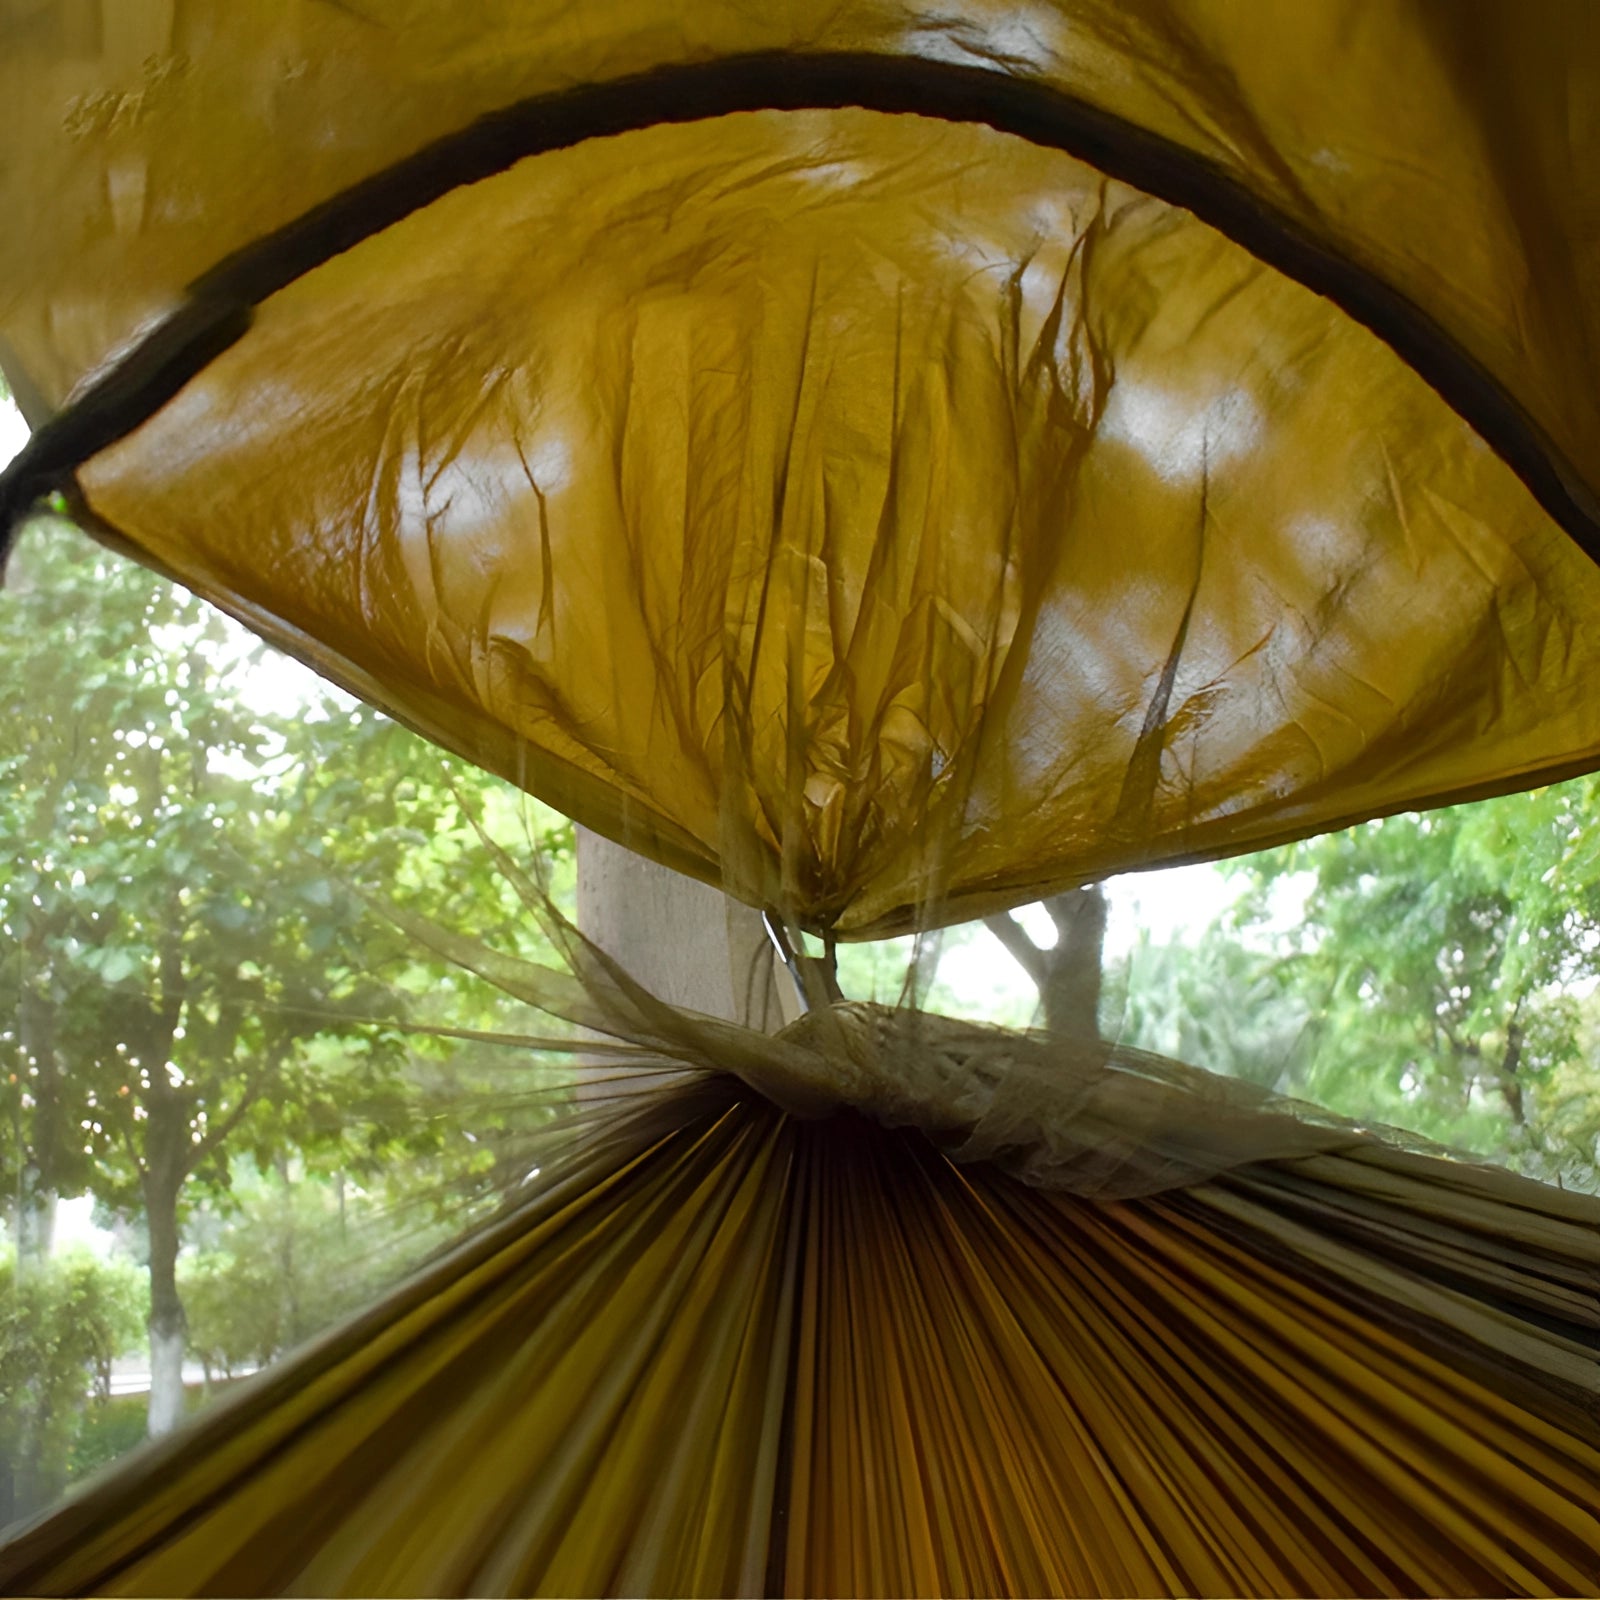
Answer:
[984,913,1048,987]
[110,1096,146,1180]
[1499,993,1529,1128]
[1043,889,1089,941]
[153,912,187,1042]
[186,1051,283,1174]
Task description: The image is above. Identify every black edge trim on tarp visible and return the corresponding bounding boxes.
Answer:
[3,49,1598,569]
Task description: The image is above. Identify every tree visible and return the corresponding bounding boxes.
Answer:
[0,521,570,1436]
[180,1161,443,1388]
[984,886,1109,1038]
[0,1249,143,1522]
[1,520,401,1433]
[1230,782,1600,1180]
[1109,928,1314,1091]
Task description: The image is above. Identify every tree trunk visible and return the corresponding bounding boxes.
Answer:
[1039,888,1108,1038]
[132,910,191,1437]
[276,1157,300,1347]
[1498,1019,1528,1127]
[143,1152,188,1438]
[10,968,62,1518]
[575,828,794,1029]
[15,964,61,1261]
[3,1369,50,1523]
[986,886,1108,1041]
[13,1190,57,1261]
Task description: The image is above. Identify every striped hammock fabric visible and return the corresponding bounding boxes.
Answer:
[4,1034,1595,1597]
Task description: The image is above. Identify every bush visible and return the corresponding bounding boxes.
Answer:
[0,1248,144,1525]
[64,1391,149,1483]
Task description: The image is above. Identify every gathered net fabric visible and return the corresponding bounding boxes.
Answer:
[367,851,1421,1197]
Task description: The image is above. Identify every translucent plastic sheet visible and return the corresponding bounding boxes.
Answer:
[4,1,1599,524]
[36,109,1600,934]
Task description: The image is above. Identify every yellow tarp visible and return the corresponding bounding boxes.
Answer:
[4,3,1600,932]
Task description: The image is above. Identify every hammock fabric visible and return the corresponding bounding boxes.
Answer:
[4,4,1600,1596]
[1,1040,1596,1598]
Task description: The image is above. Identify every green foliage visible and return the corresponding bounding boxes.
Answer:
[1,522,387,1225]
[0,1249,143,1519]
[0,519,573,1210]
[64,1390,150,1484]
[1221,783,1600,1180]
[1110,929,1313,1092]
[181,1164,459,1378]
[65,1382,230,1486]
[0,518,575,1457]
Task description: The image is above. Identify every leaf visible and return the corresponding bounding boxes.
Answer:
[98,948,141,984]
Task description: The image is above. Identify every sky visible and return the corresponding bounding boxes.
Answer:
[932,862,1240,1022]
[0,392,26,467]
